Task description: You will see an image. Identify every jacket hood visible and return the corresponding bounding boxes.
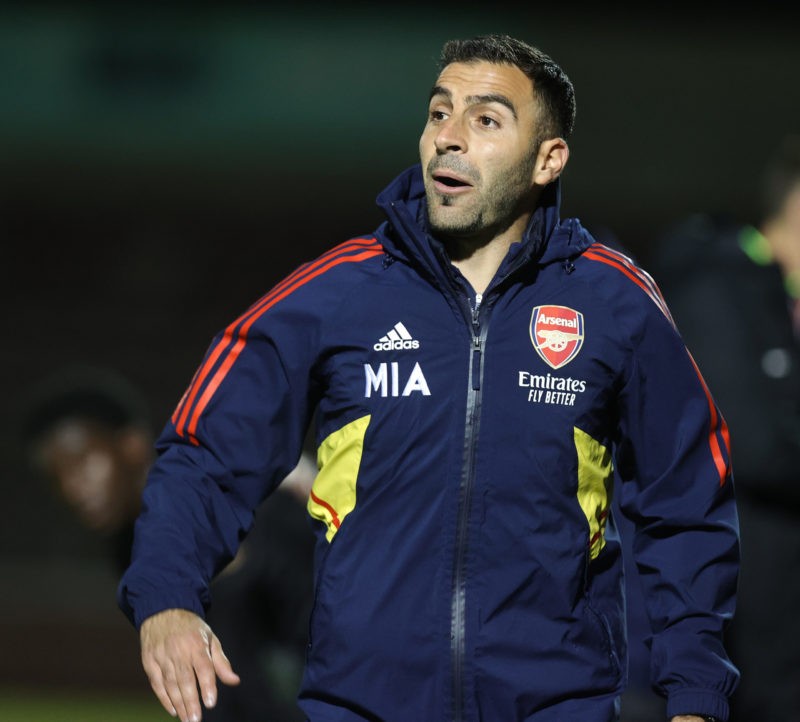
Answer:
[374,164,594,273]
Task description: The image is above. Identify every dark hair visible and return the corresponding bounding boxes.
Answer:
[439,34,576,143]
[760,135,800,222]
[22,366,151,447]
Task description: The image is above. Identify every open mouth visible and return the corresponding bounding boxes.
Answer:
[435,174,469,187]
[432,171,473,192]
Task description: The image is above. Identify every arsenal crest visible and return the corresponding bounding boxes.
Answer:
[530,305,585,369]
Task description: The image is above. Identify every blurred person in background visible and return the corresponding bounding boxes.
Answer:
[23,366,152,573]
[650,135,800,721]
[23,365,315,722]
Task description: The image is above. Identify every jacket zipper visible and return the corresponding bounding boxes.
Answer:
[386,202,522,720]
[452,291,487,722]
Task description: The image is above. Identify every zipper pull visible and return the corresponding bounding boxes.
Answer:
[472,293,483,324]
[471,293,483,390]
[471,336,482,390]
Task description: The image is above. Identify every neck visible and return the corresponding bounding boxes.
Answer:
[445,212,532,295]
[449,237,515,295]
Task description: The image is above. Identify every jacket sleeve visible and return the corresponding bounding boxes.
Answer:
[117,292,321,629]
[662,257,800,507]
[614,297,740,720]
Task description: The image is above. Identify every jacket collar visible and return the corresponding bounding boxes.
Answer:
[375,163,584,273]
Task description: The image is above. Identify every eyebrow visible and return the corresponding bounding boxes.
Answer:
[429,85,518,120]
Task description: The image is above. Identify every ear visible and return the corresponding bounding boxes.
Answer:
[533,137,569,186]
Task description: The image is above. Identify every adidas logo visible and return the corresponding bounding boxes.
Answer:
[373,322,420,351]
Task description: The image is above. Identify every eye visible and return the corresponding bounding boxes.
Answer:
[429,109,448,122]
[478,115,499,128]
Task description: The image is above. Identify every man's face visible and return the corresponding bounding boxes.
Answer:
[419,60,541,241]
[38,419,134,534]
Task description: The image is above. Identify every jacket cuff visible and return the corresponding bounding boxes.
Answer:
[119,586,207,629]
[666,687,730,721]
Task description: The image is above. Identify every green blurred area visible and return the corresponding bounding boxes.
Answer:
[3,2,800,231]
[0,687,166,722]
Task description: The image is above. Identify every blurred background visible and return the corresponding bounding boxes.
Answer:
[2,1,799,719]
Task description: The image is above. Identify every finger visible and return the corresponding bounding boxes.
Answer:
[193,630,240,710]
[173,657,206,722]
[192,628,221,710]
[209,634,241,687]
[162,659,199,722]
[142,659,178,719]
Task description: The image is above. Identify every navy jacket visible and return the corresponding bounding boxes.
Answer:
[118,165,740,721]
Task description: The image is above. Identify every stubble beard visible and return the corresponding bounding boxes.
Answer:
[426,151,538,242]
[427,191,485,238]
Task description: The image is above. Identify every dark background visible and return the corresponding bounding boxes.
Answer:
[2,0,798,703]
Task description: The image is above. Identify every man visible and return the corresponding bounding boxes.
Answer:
[650,135,800,722]
[118,35,739,722]
[24,366,315,722]
[24,366,152,572]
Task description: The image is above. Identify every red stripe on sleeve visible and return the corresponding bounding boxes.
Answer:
[174,237,381,440]
[230,238,382,330]
[584,247,673,322]
[686,351,732,486]
[588,245,668,302]
[181,242,384,442]
[171,365,201,426]
[584,244,731,487]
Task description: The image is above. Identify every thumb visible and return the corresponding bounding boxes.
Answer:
[210,634,241,687]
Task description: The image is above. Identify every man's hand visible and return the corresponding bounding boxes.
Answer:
[671,716,708,721]
[140,608,240,722]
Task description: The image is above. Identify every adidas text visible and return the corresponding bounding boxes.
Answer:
[374,321,420,352]
[373,339,420,351]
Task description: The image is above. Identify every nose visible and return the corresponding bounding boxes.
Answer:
[434,116,466,154]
